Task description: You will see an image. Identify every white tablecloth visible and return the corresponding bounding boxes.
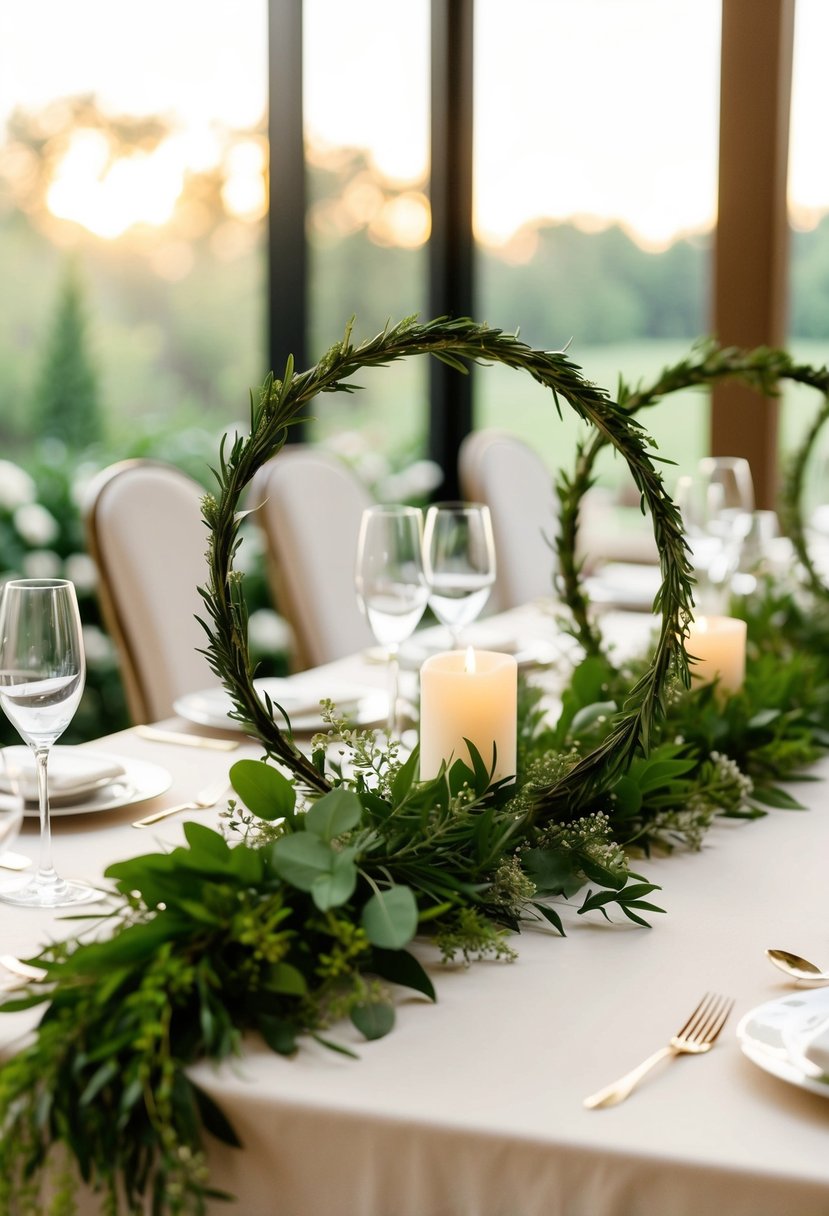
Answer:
[2,606,828,1215]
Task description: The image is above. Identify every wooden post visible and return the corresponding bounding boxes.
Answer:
[712,0,795,507]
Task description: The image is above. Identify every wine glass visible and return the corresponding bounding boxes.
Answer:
[423,502,497,650]
[676,457,754,610]
[0,578,101,906]
[355,505,429,738]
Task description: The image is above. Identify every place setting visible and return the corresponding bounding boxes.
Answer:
[1,745,171,820]
[0,578,171,905]
[173,675,389,737]
[728,948,829,1101]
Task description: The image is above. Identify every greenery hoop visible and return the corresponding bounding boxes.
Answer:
[781,386,829,599]
[556,342,829,655]
[200,315,695,816]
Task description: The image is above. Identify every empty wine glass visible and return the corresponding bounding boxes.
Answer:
[355,505,429,738]
[676,457,754,611]
[0,578,101,906]
[423,502,497,650]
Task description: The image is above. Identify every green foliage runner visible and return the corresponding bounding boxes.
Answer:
[1,319,829,1215]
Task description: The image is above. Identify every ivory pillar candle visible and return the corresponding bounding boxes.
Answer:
[419,648,517,783]
[686,615,747,694]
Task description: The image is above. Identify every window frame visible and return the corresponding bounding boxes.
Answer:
[269,0,796,506]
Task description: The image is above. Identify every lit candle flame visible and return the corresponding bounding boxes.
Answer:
[464,646,476,674]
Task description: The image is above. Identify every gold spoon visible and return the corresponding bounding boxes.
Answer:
[766,948,829,983]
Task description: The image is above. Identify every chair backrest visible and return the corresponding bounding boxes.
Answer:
[458,429,559,611]
[84,460,214,724]
[251,447,376,668]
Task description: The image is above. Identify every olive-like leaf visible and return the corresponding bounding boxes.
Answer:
[191,1080,243,1147]
[368,948,436,1001]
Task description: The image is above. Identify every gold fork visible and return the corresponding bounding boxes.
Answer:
[583,992,734,1109]
[132,777,230,828]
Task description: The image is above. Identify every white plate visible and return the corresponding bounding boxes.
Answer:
[23,756,172,818]
[737,988,829,1099]
[1,746,128,806]
[174,679,389,734]
[584,562,662,610]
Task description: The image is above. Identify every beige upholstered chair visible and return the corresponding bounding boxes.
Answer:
[251,446,376,669]
[84,460,215,724]
[458,429,560,611]
[459,429,660,612]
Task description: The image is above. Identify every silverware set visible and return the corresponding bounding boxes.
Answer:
[581,946,826,1109]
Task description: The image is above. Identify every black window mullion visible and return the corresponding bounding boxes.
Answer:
[428,0,475,497]
[267,0,307,439]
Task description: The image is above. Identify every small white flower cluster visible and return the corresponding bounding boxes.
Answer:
[0,460,36,510]
[533,808,625,873]
[710,750,754,801]
[560,810,626,872]
[655,801,715,851]
[488,854,536,911]
[651,750,754,851]
[13,502,59,547]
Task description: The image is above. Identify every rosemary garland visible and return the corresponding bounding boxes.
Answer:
[199,315,695,814]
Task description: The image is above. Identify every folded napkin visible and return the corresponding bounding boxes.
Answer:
[0,746,126,804]
[798,1013,829,1078]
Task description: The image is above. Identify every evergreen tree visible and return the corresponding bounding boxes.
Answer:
[32,261,104,448]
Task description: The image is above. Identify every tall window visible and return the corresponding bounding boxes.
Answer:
[303,0,431,495]
[786,0,829,496]
[0,0,268,456]
[473,0,721,496]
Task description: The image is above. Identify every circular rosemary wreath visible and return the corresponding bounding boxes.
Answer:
[199,315,696,818]
[556,341,829,655]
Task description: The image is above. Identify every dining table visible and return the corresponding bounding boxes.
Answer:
[1,601,828,1216]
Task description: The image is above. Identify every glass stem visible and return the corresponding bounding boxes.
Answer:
[387,647,400,739]
[34,745,57,887]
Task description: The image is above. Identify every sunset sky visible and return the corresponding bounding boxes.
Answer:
[1,0,826,249]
